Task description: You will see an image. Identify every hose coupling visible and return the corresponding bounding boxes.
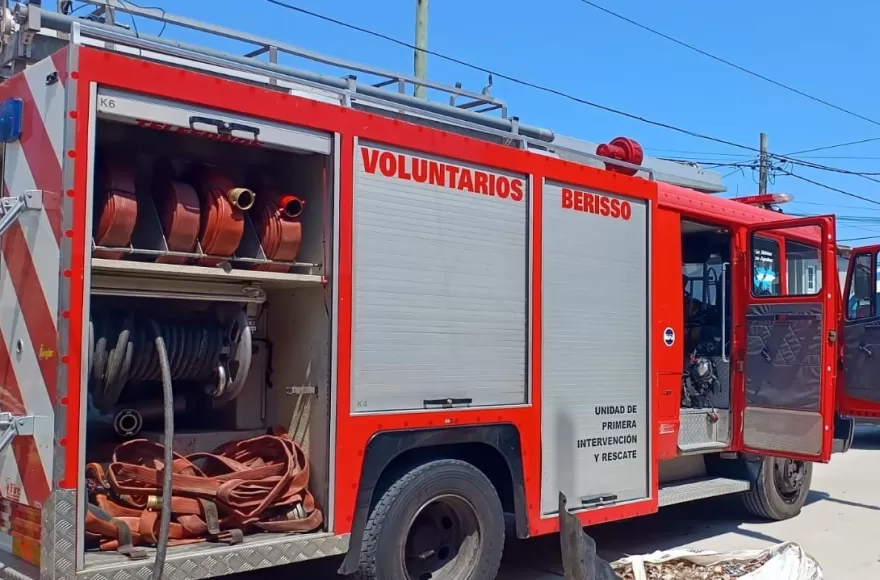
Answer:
[279,195,305,219]
[227,187,256,211]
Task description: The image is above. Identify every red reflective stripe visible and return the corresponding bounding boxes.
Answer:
[1,222,58,405]
[0,334,50,505]
[4,75,63,243]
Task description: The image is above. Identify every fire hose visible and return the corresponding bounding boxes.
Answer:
[154,178,200,265]
[92,162,306,270]
[151,319,174,580]
[253,192,304,272]
[93,164,138,259]
[88,309,252,415]
[184,165,252,267]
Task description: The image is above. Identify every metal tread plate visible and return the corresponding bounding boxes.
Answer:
[658,477,751,507]
[79,532,349,580]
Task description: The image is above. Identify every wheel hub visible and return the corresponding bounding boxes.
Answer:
[402,495,481,580]
[773,458,805,501]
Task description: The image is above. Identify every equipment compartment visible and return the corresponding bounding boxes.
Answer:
[82,111,336,567]
[89,96,329,280]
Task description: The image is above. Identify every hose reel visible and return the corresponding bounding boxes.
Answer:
[88,308,253,418]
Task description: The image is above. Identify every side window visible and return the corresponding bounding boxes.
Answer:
[785,239,822,296]
[876,253,880,317]
[848,253,874,320]
[752,236,781,296]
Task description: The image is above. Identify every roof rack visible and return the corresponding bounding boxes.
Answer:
[0,0,727,193]
[4,0,554,142]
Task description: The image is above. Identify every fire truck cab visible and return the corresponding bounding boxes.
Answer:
[0,3,871,580]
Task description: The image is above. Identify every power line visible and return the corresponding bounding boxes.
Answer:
[800,155,880,160]
[647,148,752,158]
[794,200,880,212]
[266,1,880,206]
[777,169,880,206]
[574,0,880,129]
[785,137,880,157]
[839,235,880,242]
[264,0,768,154]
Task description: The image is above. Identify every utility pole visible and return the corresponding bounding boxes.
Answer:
[758,132,769,195]
[414,0,428,99]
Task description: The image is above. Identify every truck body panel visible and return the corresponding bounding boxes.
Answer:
[539,181,650,515]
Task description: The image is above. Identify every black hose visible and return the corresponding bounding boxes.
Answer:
[150,320,174,580]
[89,311,228,412]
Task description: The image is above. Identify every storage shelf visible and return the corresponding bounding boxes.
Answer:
[91,258,324,301]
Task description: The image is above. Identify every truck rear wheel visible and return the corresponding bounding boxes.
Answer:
[742,456,812,521]
[353,459,505,580]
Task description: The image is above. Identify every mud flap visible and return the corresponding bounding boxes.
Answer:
[558,492,617,580]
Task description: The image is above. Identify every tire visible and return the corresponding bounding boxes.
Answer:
[352,458,505,580]
[741,456,813,521]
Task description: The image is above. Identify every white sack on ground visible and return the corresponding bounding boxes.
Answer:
[610,541,823,580]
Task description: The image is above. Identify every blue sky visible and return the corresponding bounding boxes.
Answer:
[57,0,880,244]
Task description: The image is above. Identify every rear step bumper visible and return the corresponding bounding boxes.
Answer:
[659,477,751,507]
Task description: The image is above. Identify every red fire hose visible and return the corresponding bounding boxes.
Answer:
[252,193,304,272]
[93,165,138,260]
[93,161,304,271]
[184,165,252,267]
[153,179,200,265]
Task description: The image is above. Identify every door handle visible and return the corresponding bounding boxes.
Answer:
[189,115,261,138]
[860,343,873,357]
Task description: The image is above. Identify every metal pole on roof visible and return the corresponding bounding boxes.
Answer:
[758,132,769,195]
[414,0,428,99]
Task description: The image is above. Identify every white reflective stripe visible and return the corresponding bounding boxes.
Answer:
[2,142,60,326]
[0,449,27,507]
[0,252,55,484]
[22,56,66,164]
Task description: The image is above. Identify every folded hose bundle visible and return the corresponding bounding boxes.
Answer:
[93,163,139,260]
[84,432,323,558]
[184,164,252,267]
[252,192,304,272]
[153,177,201,265]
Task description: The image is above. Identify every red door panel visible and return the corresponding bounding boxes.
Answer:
[736,216,838,463]
[839,244,880,418]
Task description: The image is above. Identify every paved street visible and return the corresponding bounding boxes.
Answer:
[271,425,880,578]
[497,424,880,578]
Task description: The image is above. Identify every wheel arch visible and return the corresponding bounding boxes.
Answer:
[338,423,528,575]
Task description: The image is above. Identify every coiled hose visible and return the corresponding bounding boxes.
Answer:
[88,310,253,414]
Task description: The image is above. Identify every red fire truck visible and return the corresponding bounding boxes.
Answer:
[0,2,873,580]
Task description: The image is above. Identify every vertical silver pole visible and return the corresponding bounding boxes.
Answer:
[758,132,768,195]
[414,0,428,99]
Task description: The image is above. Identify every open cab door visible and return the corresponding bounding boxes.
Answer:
[839,243,880,418]
[738,216,838,463]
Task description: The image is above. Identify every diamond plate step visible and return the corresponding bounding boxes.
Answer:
[658,477,751,507]
[678,441,729,453]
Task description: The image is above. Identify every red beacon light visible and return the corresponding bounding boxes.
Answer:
[596,137,644,177]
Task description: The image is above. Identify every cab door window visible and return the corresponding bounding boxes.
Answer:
[786,239,822,296]
[752,236,781,296]
[848,252,877,320]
